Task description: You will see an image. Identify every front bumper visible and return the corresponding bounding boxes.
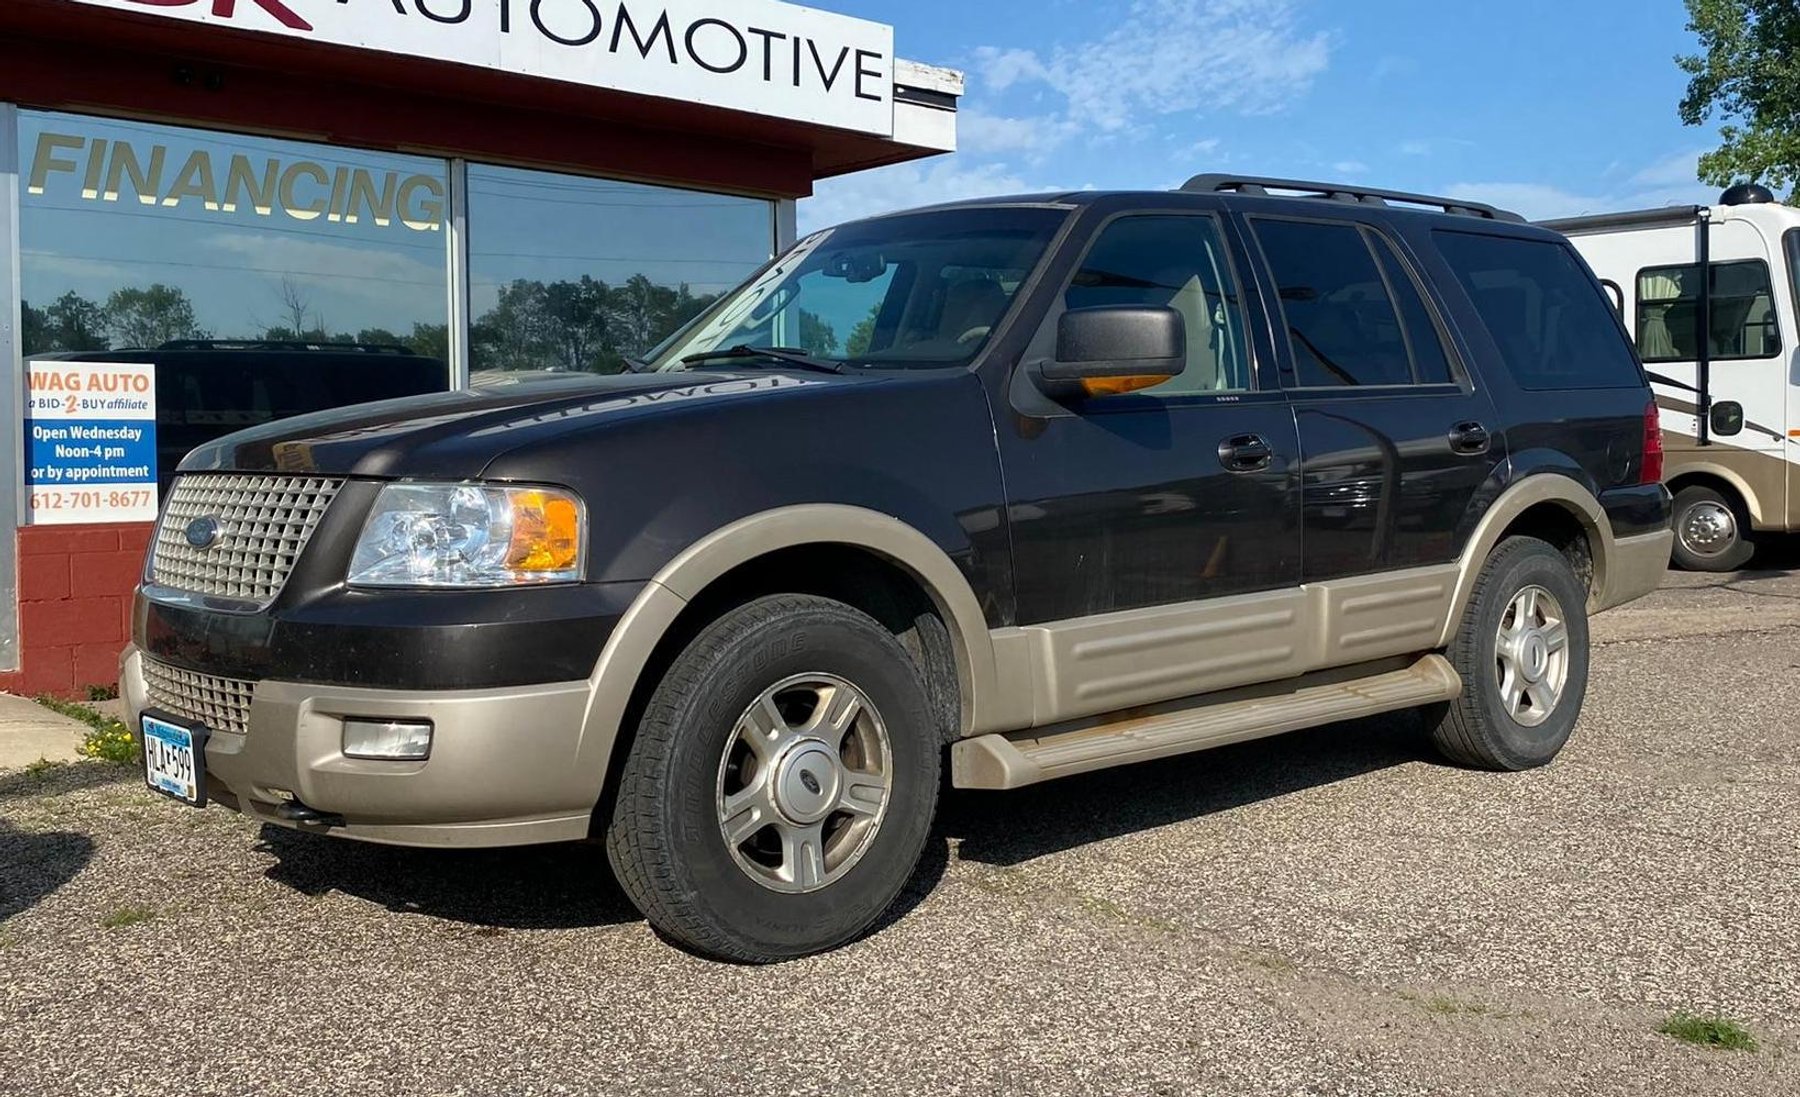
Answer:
[121,645,604,847]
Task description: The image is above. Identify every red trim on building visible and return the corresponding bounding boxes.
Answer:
[1,524,152,698]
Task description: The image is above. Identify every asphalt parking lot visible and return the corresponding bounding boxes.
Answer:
[4,558,1800,1097]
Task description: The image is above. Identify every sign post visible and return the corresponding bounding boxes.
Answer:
[22,361,158,525]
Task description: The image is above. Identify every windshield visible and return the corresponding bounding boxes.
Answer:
[648,207,1067,371]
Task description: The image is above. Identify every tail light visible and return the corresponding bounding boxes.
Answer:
[1641,400,1664,484]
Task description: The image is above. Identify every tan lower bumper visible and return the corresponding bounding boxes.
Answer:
[1598,530,1674,611]
[120,646,603,848]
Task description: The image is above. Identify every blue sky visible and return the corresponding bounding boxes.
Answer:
[804,0,1723,231]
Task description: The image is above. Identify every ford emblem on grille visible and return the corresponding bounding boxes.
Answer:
[184,515,222,550]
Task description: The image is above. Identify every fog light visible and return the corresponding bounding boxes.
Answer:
[342,719,433,761]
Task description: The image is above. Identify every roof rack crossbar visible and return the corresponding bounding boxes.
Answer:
[1180,174,1526,223]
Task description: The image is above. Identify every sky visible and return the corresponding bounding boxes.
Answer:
[802,0,1724,232]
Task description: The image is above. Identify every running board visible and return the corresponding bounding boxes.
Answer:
[952,654,1462,790]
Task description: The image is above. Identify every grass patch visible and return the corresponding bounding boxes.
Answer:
[35,695,137,765]
[99,905,156,929]
[1659,1011,1758,1051]
[0,928,22,949]
[85,683,120,702]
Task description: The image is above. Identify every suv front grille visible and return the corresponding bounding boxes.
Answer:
[142,657,257,738]
[149,474,343,608]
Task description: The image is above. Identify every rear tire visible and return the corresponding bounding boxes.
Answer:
[1671,484,1755,572]
[605,594,939,963]
[1430,537,1590,771]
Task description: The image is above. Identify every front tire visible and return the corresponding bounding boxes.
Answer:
[605,594,940,962]
[1430,537,1591,771]
[1671,484,1755,572]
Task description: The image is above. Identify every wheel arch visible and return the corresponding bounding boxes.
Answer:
[570,506,1002,828]
[1665,466,1763,526]
[1437,475,1615,647]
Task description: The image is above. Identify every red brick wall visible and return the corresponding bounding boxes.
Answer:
[1,523,152,699]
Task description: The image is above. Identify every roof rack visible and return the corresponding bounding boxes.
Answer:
[1180,174,1527,223]
[155,339,417,355]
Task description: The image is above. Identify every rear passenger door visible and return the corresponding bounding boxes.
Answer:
[1243,216,1507,581]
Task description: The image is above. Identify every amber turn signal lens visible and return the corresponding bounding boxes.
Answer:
[506,490,582,572]
[1080,374,1167,398]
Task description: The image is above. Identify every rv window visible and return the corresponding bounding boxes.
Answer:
[1635,260,1781,363]
[1432,230,1643,391]
[1787,231,1800,333]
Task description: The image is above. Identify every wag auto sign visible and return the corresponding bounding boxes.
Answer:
[71,0,897,137]
[22,361,159,525]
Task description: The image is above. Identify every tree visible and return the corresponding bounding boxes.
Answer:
[107,284,205,348]
[845,302,882,357]
[20,300,47,356]
[798,309,838,356]
[45,292,111,352]
[1679,0,1800,200]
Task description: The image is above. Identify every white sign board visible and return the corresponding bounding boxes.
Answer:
[23,361,159,525]
[71,0,896,137]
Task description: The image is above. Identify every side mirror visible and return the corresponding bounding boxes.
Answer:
[1038,306,1186,399]
[1711,400,1744,437]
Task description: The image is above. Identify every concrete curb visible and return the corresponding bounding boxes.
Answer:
[0,692,89,770]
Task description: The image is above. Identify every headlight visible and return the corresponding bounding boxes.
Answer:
[348,482,584,588]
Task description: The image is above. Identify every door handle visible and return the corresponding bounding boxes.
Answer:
[1218,433,1274,472]
[1448,421,1491,455]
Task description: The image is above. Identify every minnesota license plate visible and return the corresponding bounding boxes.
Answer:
[142,713,207,807]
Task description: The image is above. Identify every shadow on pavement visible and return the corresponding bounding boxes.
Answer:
[257,826,641,930]
[0,820,97,921]
[0,761,133,803]
[251,712,1420,930]
[945,708,1437,867]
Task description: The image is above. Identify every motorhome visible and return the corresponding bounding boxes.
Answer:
[1547,185,1800,570]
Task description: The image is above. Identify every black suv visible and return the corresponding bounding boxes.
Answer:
[124,176,1673,962]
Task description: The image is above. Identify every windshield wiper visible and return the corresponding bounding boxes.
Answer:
[680,345,846,374]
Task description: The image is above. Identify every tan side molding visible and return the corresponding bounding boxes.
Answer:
[952,654,1462,790]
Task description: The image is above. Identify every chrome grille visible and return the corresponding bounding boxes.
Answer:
[142,658,256,738]
[150,474,343,607]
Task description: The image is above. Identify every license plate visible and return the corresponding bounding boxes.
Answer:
[142,713,208,807]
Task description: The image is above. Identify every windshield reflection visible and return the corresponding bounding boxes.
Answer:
[650,207,1067,371]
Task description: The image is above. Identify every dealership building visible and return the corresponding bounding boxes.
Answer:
[0,0,961,696]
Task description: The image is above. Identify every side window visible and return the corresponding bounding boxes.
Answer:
[1064,215,1252,394]
[1252,219,1416,387]
[1369,234,1457,385]
[1635,260,1781,362]
[1432,230,1643,391]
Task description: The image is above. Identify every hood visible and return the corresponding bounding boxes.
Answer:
[178,369,860,480]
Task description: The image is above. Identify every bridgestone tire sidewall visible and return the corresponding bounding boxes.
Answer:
[1462,542,1592,768]
[655,604,938,958]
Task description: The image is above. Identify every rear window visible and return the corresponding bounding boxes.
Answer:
[1432,230,1643,390]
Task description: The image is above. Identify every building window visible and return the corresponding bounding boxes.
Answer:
[466,163,775,375]
[1635,260,1781,362]
[18,111,453,357]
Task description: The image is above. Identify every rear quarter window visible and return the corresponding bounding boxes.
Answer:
[1432,230,1643,391]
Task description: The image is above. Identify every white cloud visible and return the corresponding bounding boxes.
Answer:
[959,110,1079,160]
[972,0,1331,134]
[1445,155,1716,221]
[1398,139,1433,157]
[1628,149,1704,189]
[801,160,1062,233]
[1333,160,1371,176]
